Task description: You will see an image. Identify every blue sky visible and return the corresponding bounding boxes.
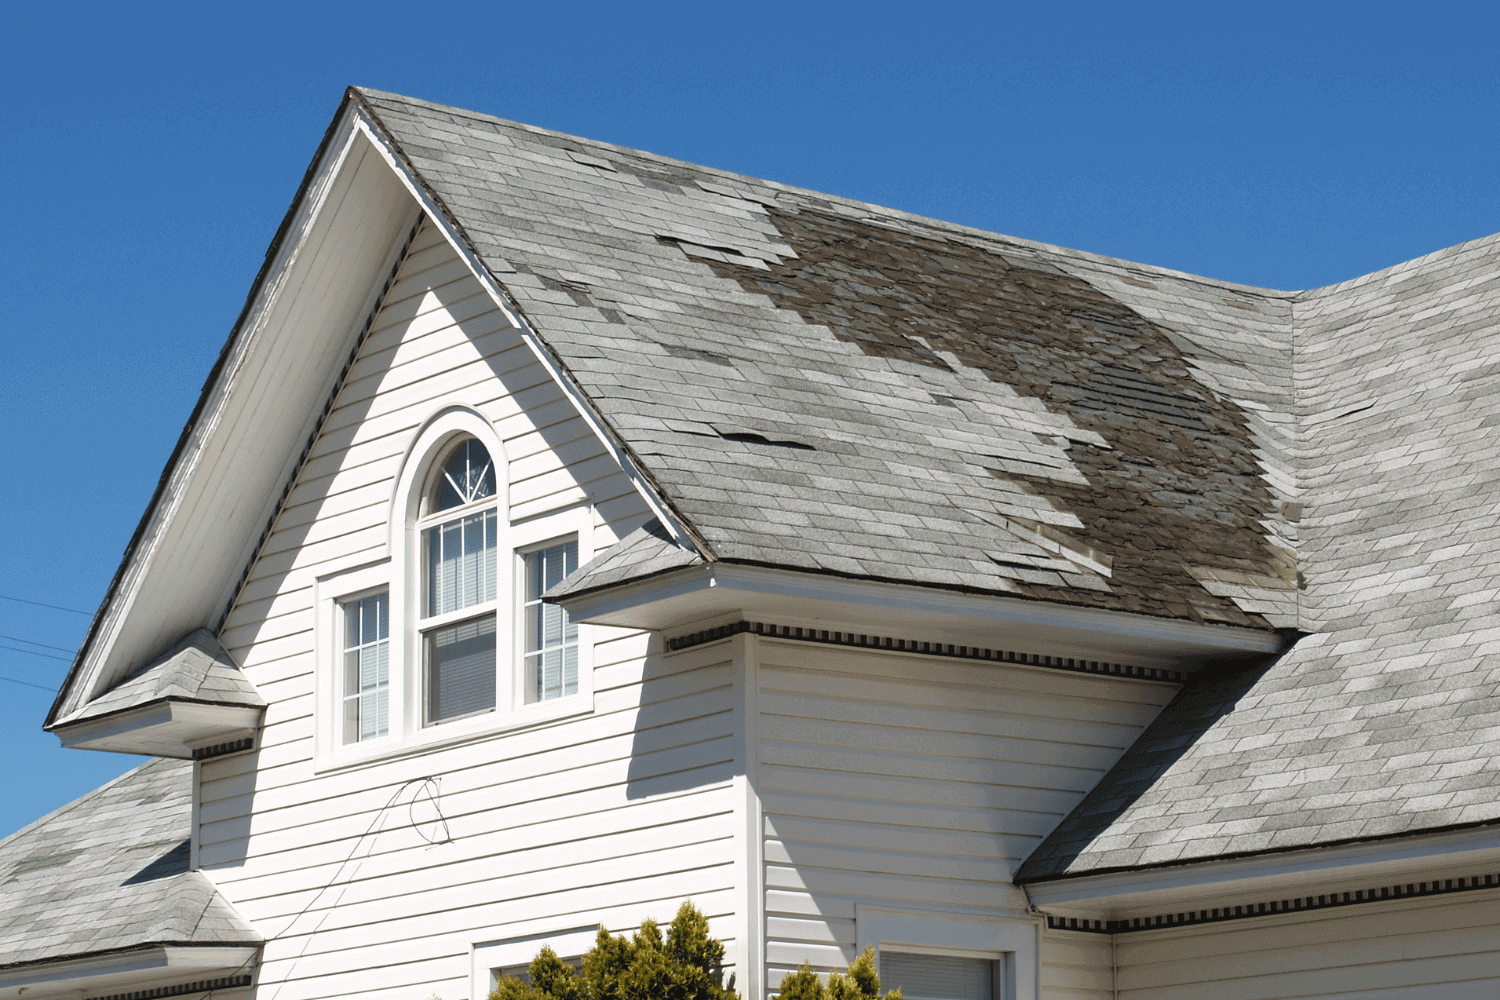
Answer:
[2,3,1498,840]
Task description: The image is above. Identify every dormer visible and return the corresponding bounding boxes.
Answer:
[48,629,264,760]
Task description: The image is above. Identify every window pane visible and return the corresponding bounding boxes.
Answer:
[523,540,579,704]
[434,439,497,512]
[341,592,389,744]
[426,614,497,723]
[426,510,498,616]
[879,954,994,1000]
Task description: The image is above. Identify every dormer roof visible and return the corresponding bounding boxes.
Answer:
[51,630,264,759]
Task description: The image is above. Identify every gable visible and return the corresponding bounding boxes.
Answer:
[217,217,657,743]
[47,119,422,725]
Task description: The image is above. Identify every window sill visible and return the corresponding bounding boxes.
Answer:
[313,692,595,775]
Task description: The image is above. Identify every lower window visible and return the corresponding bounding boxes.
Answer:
[880,953,996,1000]
[522,540,579,703]
[341,592,389,744]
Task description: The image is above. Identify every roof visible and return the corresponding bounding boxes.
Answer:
[42,86,1500,879]
[354,87,1300,633]
[56,628,264,728]
[548,518,704,599]
[1018,230,1500,880]
[0,757,260,969]
[354,89,1500,872]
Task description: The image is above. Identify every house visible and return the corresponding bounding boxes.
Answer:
[3,85,1500,1000]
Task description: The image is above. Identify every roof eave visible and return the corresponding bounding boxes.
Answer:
[0,943,260,1000]
[51,699,263,759]
[1019,820,1500,918]
[557,560,1285,670]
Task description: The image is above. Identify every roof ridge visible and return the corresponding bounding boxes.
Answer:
[352,87,1297,298]
[1296,227,1500,299]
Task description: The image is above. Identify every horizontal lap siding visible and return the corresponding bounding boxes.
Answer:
[1116,892,1500,999]
[1040,931,1112,1000]
[209,222,730,1000]
[756,641,1173,988]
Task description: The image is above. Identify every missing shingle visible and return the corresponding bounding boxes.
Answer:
[566,150,616,172]
[717,430,816,450]
[660,343,734,366]
[930,393,967,408]
[7,849,83,881]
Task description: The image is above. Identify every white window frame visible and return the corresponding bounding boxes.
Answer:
[472,926,598,1000]
[315,559,397,766]
[417,479,502,728]
[855,906,1039,1000]
[314,406,596,771]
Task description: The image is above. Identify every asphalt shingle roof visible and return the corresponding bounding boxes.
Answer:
[0,757,259,969]
[1018,231,1500,880]
[57,629,264,728]
[349,89,1500,872]
[354,87,1300,632]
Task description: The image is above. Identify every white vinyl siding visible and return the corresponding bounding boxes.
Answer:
[1113,890,1500,999]
[1039,929,1112,1000]
[754,639,1176,989]
[207,219,737,1000]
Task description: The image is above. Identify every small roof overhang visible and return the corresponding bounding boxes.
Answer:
[51,700,262,759]
[1020,822,1500,922]
[49,630,264,758]
[0,944,259,1000]
[556,560,1287,671]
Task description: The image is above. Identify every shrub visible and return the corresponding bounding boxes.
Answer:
[776,948,900,1000]
[490,902,737,1000]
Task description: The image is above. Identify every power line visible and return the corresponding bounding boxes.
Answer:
[0,672,55,692]
[0,633,76,654]
[0,643,72,663]
[0,593,92,616]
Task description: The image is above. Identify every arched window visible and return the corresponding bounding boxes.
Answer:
[418,437,501,724]
[319,406,596,763]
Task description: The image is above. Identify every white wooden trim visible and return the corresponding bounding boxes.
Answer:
[470,926,598,1000]
[732,631,765,1000]
[561,563,1284,668]
[55,108,418,724]
[1023,822,1500,915]
[0,946,260,996]
[349,111,702,557]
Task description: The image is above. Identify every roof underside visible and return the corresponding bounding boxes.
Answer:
[0,758,259,969]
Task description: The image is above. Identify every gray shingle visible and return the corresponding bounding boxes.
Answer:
[58,629,264,726]
[0,759,259,969]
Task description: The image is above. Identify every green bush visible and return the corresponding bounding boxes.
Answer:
[776,948,900,1000]
[490,902,737,1000]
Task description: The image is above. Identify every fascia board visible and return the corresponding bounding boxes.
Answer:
[559,562,1284,667]
[50,96,418,725]
[0,945,258,996]
[346,97,705,560]
[1022,823,1500,914]
[52,698,264,757]
[44,95,364,728]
